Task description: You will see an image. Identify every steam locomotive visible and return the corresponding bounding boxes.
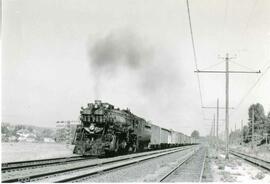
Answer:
[72,100,194,156]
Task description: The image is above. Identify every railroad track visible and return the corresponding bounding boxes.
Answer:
[230,150,270,171]
[1,145,196,183]
[1,156,85,173]
[159,146,207,182]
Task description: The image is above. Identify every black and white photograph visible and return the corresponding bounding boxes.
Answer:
[1,0,270,182]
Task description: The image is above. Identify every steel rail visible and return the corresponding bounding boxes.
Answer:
[199,149,207,182]
[230,150,270,171]
[159,151,196,182]
[2,156,85,172]
[159,147,206,182]
[50,146,196,183]
[2,145,195,183]
[230,150,270,163]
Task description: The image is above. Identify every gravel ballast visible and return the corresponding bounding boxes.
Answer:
[76,147,198,182]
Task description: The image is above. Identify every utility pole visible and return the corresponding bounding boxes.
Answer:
[225,53,230,159]
[203,99,232,152]
[252,107,255,150]
[213,114,215,148]
[210,124,213,145]
[216,98,219,152]
[195,53,260,160]
[241,120,243,145]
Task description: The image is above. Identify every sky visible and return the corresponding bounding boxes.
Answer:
[1,0,270,136]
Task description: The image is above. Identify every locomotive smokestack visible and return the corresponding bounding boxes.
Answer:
[95,100,102,106]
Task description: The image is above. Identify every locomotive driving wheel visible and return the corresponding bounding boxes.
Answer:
[131,135,138,153]
[131,144,137,153]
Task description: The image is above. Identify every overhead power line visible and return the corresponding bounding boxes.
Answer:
[230,60,258,71]
[240,0,259,44]
[186,0,205,118]
[200,61,225,71]
[186,0,198,69]
[234,63,270,110]
[217,0,228,52]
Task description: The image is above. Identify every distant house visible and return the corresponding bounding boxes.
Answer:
[26,134,36,142]
[17,136,26,142]
[8,136,17,142]
[43,137,55,143]
[16,129,30,137]
[16,129,37,142]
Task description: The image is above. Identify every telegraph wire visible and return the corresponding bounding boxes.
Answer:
[230,60,258,71]
[186,0,205,118]
[200,61,225,71]
[243,0,258,32]
[186,0,198,69]
[240,0,258,44]
[217,0,229,52]
[234,62,270,111]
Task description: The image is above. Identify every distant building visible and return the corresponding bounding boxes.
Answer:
[16,129,30,137]
[26,134,36,142]
[17,136,27,142]
[8,136,17,142]
[16,129,37,142]
[43,137,55,143]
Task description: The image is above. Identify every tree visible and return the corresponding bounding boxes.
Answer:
[248,103,266,141]
[265,112,270,142]
[266,112,270,133]
[41,129,54,138]
[1,123,10,135]
[229,129,241,144]
[191,130,200,139]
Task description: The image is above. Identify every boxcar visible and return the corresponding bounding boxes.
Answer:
[178,132,184,145]
[160,128,171,148]
[171,131,184,145]
[149,123,161,146]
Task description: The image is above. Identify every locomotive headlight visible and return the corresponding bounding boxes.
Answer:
[89,124,95,131]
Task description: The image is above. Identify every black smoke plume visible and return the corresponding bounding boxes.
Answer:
[88,31,151,98]
[88,30,183,101]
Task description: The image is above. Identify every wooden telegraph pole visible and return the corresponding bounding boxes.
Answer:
[252,107,255,150]
[216,98,219,152]
[225,54,230,159]
[195,53,260,159]
[241,120,243,145]
[213,114,215,148]
[203,99,232,152]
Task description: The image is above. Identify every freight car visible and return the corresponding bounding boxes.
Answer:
[72,100,193,156]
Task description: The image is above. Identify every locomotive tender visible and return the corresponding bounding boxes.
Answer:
[72,100,193,156]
